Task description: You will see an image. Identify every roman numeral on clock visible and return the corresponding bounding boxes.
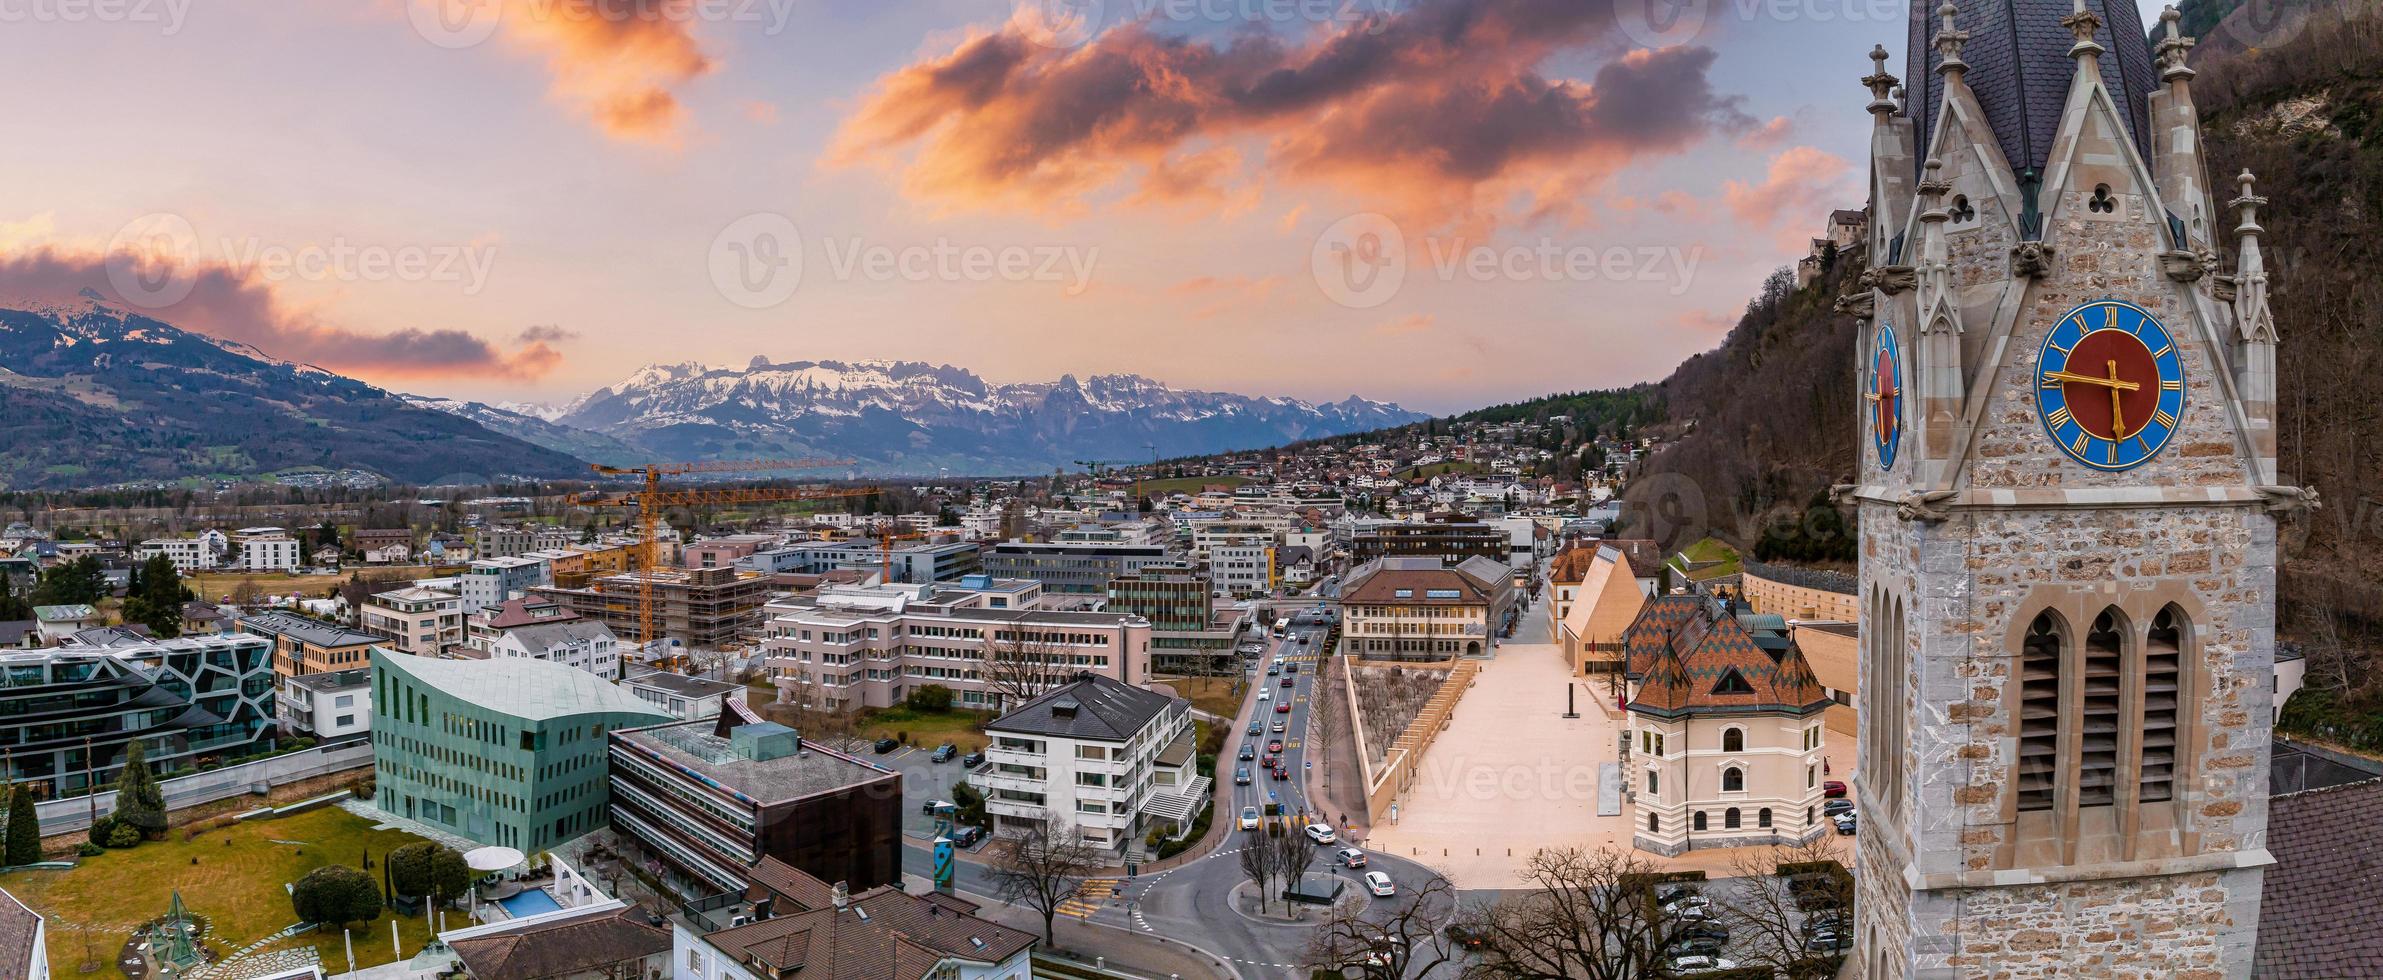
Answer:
[2154,408,2178,429]
[2070,432,2091,457]
[2047,407,2073,429]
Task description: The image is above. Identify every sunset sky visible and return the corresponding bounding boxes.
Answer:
[0,0,2180,415]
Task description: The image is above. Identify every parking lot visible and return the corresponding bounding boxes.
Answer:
[871,743,987,843]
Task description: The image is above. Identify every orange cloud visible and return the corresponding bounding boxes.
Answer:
[429,0,718,145]
[1723,146,1855,246]
[1168,273,1285,319]
[0,247,563,381]
[1375,313,1436,336]
[829,1,1755,229]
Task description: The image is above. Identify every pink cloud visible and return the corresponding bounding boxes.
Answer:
[1722,146,1855,246]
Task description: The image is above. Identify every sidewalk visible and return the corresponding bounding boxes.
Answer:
[934,879,1239,979]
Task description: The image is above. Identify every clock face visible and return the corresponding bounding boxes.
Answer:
[2035,300,2186,471]
[1870,323,1902,471]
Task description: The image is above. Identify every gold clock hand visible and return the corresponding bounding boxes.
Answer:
[2106,359,2127,439]
[2045,370,2141,392]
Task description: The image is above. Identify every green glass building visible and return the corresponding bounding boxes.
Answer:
[371,649,669,852]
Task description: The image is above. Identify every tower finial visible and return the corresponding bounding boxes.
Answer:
[1918,158,1952,211]
[1864,43,1900,115]
[1934,2,1970,77]
[2156,5,2197,82]
[2063,0,2105,60]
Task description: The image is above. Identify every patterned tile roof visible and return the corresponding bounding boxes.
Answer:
[2255,778,2383,978]
[1622,594,1830,718]
[1906,0,2157,183]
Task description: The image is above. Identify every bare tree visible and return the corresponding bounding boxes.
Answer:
[978,631,1069,711]
[1239,825,1286,914]
[989,820,1101,948]
[1452,845,1693,980]
[1713,837,1854,979]
[1272,820,1321,913]
[763,665,859,751]
[1306,874,1461,980]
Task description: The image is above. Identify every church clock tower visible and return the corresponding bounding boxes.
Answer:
[1845,1,2311,975]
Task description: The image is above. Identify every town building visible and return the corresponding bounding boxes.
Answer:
[1105,565,1248,675]
[620,669,745,720]
[682,535,780,570]
[358,587,463,657]
[981,541,1169,594]
[457,556,551,614]
[370,650,670,851]
[477,618,622,678]
[1621,593,1832,855]
[529,566,769,651]
[278,667,371,741]
[241,611,380,680]
[1852,1,2297,971]
[979,674,1204,856]
[464,595,582,653]
[1337,556,1515,660]
[1208,539,1274,597]
[441,902,671,980]
[674,857,1035,980]
[135,535,221,573]
[0,633,275,795]
[232,532,302,572]
[762,577,1151,713]
[609,712,902,896]
[351,529,414,557]
[1554,542,1656,677]
[1349,516,1510,568]
[30,606,98,645]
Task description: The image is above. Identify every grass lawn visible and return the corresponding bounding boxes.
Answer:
[1392,461,1488,481]
[1135,475,1248,497]
[1679,537,1743,581]
[1155,675,1246,720]
[855,705,997,753]
[1,806,440,978]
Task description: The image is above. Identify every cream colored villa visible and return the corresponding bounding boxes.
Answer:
[1622,592,1832,855]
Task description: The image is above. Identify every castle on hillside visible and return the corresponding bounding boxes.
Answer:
[1845,0,2310,975]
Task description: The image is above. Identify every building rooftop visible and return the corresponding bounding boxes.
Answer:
[986,674,1182,743]
[0,887,40,980]
[2256,777,2383,978]
[446,903,670,980]
[372,650,667,723]
[241,611,379,648]
[709,858,1036,978]
[613,717,894,805]
[622,670,741,699]
[287,667,372,692]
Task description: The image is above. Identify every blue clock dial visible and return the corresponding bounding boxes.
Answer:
[2034,300,2186,471]
[1870,323,1903,471]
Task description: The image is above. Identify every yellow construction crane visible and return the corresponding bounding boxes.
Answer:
[876,529,925,584]
[584,458,866,662]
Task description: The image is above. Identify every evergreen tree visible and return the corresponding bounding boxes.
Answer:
[30,556,107,606]
[110,740,166,839]
[0,574,30,622]
[120,555,191,639]
[5,782,39,865]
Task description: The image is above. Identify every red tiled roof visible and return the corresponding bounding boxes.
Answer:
[1622,595,1827,716]
[475,596,580,630]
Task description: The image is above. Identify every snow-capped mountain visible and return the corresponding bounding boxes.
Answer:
[549,357,1424,475]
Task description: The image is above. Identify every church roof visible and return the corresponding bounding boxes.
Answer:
[1622,593,1830,717]
[2255,777,2383,978]
[1905,0,2159,183]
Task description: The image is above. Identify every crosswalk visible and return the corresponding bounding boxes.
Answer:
[1057,877,1120,919]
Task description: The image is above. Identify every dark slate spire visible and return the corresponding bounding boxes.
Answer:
[1906,0,2159,181]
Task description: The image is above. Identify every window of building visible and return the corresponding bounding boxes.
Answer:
[1692,811,1707,831]
[1724,808,1741,830]
[1722,727,1744,753]
[1647,770,1658,797]
[1758,807,1772,828]
[1807,764,1816,789]
[1722,767,1745,793]
[1648,813,1659,833]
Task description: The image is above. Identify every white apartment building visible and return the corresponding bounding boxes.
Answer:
[763,577,1152,713]
[278,667,371,740]
[237,534,302,572]
[978,674,1205,856]
[484,619,621,679]
[137,533,225,573]
[1209,542,1274,597]
[358,587,462,657]
[457,555,552,613]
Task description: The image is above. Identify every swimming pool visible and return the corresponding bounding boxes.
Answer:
[497,888,563,918]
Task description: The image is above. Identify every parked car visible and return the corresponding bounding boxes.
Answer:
[1235,767,1252,785]
[1804,929,1852,953]
[1822,798,1856,817]
[872,737,900,754]
[1823,780,1848,798]
[1336,848,1367,868]
[1668,955,1737,975]
[1305,823,1337,845]
[1663,896,1714,921]
[948,825,986,847]
[960,751,984,768]
[1656,884,1702,906]
[1363,871,1396,897]
[929,743,956,763]
[1239,806,1261,831]
[1676,923,1730,945]
[919,798,954,814]
[1834,811,1858,835]
[1666,935,1727,958]
[1444,923,1487,949]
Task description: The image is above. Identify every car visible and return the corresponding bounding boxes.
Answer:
[1823,780,1848,798]
[1240,744,1257,761]
[1444,923,1487,949]
[1363,871,1396,897]
[1261,753,1277,768]
[1804,929,1852,952]
[1676,923,1731,945]
[1272,720,1287,733]
[1280,677,1295,688]
[1248,721,1263,736]
[1667,955,1737,975]
[872,737,900,754]
[1663,896,1713,921]
[1822,798,1856,817]
[1239,806,1261,830]
[1257,689,1272,701]
[1805,909,1851,932]
[1267,740,1284,753]
[1272,766,1289,780]
[929,743,956,763]
[1305,823,1337,845]
[919,798,955,814]
[960,750,984,768]
[949,825,986,847]
[1286,662,1300,673]
[1666,935,1727,958]
[1268,664,1281,676]
[1834,811,1858,835]
[1336,848,1367,868]
[1276,702,1293,713]
[1235,767,1252,785]
[1656,884,1702,906]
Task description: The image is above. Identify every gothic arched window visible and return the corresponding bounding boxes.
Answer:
[2080,608,2128,809]
[1759,808,1773,828]
[1722,766,1745,793]
[1722,727,1745,753]
[2142,606,2190,804]
[1724,807,1742,830]
[1693,811,1708,831]
[2017,611,2065,812]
